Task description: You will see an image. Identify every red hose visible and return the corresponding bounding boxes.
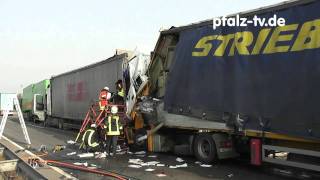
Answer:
[46,160,127,180]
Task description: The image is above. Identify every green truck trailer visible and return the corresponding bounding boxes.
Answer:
[22,79,50,123]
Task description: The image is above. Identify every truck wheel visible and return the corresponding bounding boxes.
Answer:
[58,119,64,129]
[27,112,32,121]
[33,116,37,124]
[43,116,47,127]
[131,128,147,151]
[194,134,217,164]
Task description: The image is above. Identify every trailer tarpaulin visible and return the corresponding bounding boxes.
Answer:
[164,1,320,140]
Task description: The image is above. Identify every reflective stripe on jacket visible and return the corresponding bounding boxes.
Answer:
[107,115,120,136]
[117,88,125,97]
[82,129,99,147]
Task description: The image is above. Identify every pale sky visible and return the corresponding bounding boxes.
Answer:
[0,0,284,93]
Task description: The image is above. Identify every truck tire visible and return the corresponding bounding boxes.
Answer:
[26,112,32,122]
[130,128,147,151]
[193,134,217,164]
[33,115,37,124]
[58,119,64,130]
[43,115,48,127]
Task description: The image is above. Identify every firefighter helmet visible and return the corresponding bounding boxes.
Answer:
[111,106,118,114]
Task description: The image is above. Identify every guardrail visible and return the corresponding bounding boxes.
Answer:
[0,136,75,179]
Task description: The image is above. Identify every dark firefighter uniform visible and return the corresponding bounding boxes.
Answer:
[105,106,122,155]
[114,80,125,105]
[117,88,125,99]
[82,126,100,152]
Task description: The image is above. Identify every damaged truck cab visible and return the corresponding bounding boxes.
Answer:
[129,33,238,163]
[127,0,320,172]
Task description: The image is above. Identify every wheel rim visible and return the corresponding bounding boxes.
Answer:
[198,139,211,158]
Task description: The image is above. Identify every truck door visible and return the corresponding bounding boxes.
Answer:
[33,94,45,121]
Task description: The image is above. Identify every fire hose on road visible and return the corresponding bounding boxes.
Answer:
[46,159,129,180]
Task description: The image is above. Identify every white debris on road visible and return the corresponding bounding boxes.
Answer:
[176,163,188,168]
[129,159,160,167]
[170,163,188,169]
[116,151,126,155]
[66,152,76,156]
[134,151,146,155]
[67,140,76,144]
[77,153,94,158]
[156,173,167,177]
[116,145,121,152]
[227,173,234,178]
[73,162,88,167]
[176,157,184,162]
[145,161,160,166]
[169,165,178,169]
[129,157,194,171]
[140,161,159,166]
[128,164,142,168]
[148,155,157,158]
[95,152,107,159]
[194,161,201,164]
[145,168,155,172]
[88,164,97,169]
[129,159,143,164]
[200,164,212,168]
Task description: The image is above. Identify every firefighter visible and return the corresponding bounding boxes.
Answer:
[114,80,125,105]
[105,106,122,156]
[82,124,100,152]
[99,87,111,111]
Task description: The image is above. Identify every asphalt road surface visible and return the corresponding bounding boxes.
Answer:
[1,116,316,180]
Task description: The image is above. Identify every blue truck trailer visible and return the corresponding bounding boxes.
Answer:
[127,0,320,173]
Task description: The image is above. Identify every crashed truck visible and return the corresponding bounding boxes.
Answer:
[21,50,150,129]
[49,50,149,129]
[125,0,320,172]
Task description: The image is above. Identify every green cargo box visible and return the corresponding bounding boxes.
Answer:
[22,79,50,113]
